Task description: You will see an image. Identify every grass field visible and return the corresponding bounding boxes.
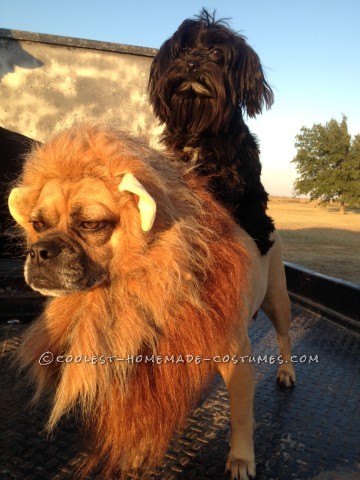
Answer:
[268,197,360,285]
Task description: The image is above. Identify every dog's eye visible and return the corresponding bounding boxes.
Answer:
[209,49,223,61]
[80,221,107,231]
[31,220,46,232]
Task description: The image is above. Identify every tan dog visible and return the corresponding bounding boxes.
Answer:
[8,124,295,480]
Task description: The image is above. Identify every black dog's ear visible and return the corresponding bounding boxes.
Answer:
[234,38,274,117]
[148,17,200,121]
[148,38,173,122]
[149,38,171,84]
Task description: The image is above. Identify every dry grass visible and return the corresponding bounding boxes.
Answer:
[268,197,360,285]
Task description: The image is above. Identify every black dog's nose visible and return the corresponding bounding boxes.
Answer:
[186,61,199,72]
[29,240,61,264]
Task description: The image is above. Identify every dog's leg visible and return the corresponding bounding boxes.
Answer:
[261,232,296,387]
[218,333,256,480]
[262,289,296,387]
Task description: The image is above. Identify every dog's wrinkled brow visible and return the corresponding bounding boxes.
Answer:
[70,203,115,221]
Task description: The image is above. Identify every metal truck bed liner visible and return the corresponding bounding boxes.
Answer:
[1,306,359,480]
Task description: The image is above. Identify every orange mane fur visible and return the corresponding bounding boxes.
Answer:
[13,124,251,478]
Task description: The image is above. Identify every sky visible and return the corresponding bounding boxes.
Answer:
[1,0,359,196]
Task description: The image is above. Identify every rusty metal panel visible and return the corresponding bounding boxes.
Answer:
[0,29,161,143]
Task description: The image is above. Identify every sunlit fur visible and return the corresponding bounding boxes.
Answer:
[12,124,252,479]
[148,9,275,255]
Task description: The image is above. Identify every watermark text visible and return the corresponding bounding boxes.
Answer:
[39,352,319,366]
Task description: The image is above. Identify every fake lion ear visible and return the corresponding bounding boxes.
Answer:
[118,173,157,232]
[8,187,32,227]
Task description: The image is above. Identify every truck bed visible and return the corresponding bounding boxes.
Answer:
[1,304,359,480]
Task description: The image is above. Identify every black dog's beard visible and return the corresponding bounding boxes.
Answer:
[154,62,234,134]
[170,95,222,134]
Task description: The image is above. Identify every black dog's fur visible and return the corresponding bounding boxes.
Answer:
[148,9,275,254]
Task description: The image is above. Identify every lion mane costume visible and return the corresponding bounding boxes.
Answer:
[8,124,254,478]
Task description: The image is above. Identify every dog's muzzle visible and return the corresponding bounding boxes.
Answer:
[25,235,108,296]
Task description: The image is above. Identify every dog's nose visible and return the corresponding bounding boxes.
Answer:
[29,240,61,264]
[186,61,199,72]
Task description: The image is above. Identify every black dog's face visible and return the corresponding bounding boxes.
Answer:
[149,10,274,134]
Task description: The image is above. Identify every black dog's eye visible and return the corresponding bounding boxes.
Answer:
[209,49,223,61]
[31,220,47,232]
[80,221,108,231]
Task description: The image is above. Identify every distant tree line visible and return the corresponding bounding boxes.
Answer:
[292,115,360,213]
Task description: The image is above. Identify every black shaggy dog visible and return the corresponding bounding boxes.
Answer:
[148,9,275,255]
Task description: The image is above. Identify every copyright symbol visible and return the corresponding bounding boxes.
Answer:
[39,351,54,365]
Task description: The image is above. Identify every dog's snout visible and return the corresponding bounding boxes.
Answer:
[29,241,61,263]
[186,61,199,72]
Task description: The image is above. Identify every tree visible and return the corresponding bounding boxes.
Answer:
[292,116,360,213]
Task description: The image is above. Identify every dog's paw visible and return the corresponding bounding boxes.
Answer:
[225,453,256,480]
[277,363,296,388]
